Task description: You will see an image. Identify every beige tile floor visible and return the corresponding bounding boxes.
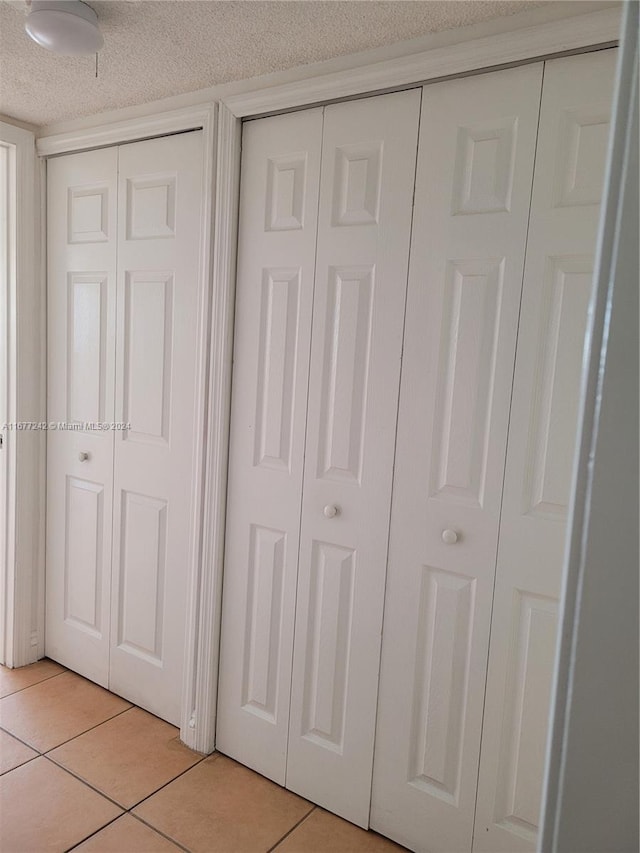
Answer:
[0,660,406,852]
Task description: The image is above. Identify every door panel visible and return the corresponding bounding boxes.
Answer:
[109,131,204,725]
[370,64,543,853]
[472,49,617,853]
[46,149,117,685]
[285,89,421,827]
[216,109,323,782]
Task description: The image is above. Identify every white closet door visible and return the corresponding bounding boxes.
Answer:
[285,89,421,827]
[109,131,205,725]
[370,65,543,852]
[216,110,323,781]
[472,49,617,853]
[46,148,118,686]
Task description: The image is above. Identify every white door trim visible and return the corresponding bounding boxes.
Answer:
[0,120,42,669]
[33,6,620,754]
[222,7,619,118]
[185,103,241,753]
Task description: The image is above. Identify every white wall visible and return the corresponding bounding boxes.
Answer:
[540,3,639,849]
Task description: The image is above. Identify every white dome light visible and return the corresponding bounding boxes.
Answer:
[25,1,104,55]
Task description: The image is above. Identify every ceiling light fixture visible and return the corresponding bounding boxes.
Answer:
[25,0,103,55]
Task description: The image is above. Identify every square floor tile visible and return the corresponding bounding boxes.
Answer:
[0,671,131,752]
[75,814,182,852]
[0,729,38,774]
[49,706,203,808]
[274,808,406,852]
[0,659,65,698]
[0,756,122,852]
[134,754,313,852]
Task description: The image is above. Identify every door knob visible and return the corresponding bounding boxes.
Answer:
[79,451,90,462]
[323,504,339,518]
[442,528,459,544]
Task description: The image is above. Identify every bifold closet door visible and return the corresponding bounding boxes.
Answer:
[370,64,543,853]
[109,132,205,726]
[46,148,118,685]
[217,89,420,826]
[216,108,324,781]
[472,49,617,853]
[46,132,205,726]
[285,89,420,826]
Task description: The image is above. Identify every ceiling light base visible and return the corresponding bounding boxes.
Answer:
[25,1,104,55]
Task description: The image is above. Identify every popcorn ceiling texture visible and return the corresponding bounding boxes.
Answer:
[1,0,547,127]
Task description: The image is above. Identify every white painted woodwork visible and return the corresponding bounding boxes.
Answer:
[46,148,117,685]
[472,49,617,853]
[370,65,544,853]
[218,91,420,822]
[285,89,421,827]
[216,109,324,781]
[46,133,204,725]
[0,143,8,666]
[109,132,204,726]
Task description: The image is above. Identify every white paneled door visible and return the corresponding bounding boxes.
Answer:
[472,49,617,853]
[369,64,544,853]
[217,89,420,826]
[47,147,118,686]
[216,108,324,781]
[46,131,205,725]
[109,132,205,725]
[286,90,421,827]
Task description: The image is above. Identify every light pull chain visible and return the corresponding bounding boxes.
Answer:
[95,51,98,79]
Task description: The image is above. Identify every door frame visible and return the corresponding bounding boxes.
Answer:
[33,5,620,752]
[0,120,42,670]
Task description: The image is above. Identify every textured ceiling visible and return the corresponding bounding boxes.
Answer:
[2,0,551,127]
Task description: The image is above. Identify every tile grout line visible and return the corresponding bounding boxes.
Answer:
[129,751,215,812]
[44,744,210,814]
[0,703,136,758]
[64,813,124,853]
[128,812,193,852]
[43,754,130,811]
[0,726,41,753]
[0,668,68,698]
[43,740,211,852]
[266,805,317,853]
[41,704,135,753]
[0,752,39,776]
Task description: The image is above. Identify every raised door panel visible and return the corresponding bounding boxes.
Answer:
[472,49,617,853]
[122,271,173,445]
[285,89,421,827]
[216,109,323,783]
[109,131,205,725]
[370,64,543,853]
[116,491,167,665]
[63,477,105,637]
[46,148,117,686]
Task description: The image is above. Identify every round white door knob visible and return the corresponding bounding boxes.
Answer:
[79,451,90,462]
[323,504,339,519]
[442,528,459,545]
